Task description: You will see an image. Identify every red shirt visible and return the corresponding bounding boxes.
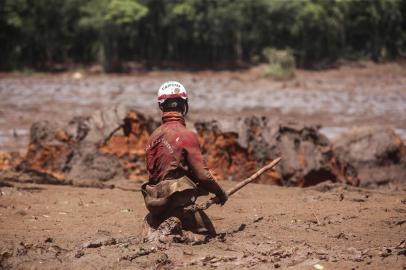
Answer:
[145,112,224,197]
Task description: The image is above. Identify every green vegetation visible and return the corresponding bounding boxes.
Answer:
[263,48,295,80]
[1,0,405,72]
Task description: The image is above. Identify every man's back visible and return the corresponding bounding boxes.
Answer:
[145,111,226,201]
[145,111,192,184]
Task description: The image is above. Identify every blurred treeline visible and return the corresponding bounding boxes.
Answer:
[1,0,405,72]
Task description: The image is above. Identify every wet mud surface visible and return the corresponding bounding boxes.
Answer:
[0,181,405,269]
[0,63,405,269]
[1,62,406,152]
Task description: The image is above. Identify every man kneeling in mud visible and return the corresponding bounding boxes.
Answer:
[141,81,228,242]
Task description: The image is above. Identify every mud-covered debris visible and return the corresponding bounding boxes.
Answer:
[74,249,84,258]
[81,237,117,248]
[189,255,238,267]
[253,216,264,223]
[4,107,406,188]
[188,234,210,246]
[265,122,359,186]
[346,247,369,262]
[154,252,171,268]
[98,109,157,180]
[0,152,21,171]
[196,117,359,186]
[307,181,343,192]
[141,214,209,245]
[377,241,406,257]
[394,208,406,214]
[396,240,406,249]
[230,223,246,234]
[315,249,329,260]
[384,218,406,227]
[15,242,29,256]
[334,126,406,186]
[189,255,213,266]
[394,240,406,256]
[0,169,66,185]
[195,120,260,182]
[5,106,156,186]
[66,144,124,182]
[0,180,13,188]
[397,249,406,256]
[120,246,156,261]
[334,232,349,240]
[349,197,366,202]
[44,237,53,243]
[12,240,67,264]
[379,247,393,257]
[395,220,406,226]
[0,250,12,268]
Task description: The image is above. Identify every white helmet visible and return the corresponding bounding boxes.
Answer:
[157,81,188,104]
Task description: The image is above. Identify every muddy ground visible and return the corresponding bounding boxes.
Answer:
[0,62,405,269]
[1,62,406,152]
[0,181,405,269]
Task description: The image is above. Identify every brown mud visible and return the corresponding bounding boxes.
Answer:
[0,107,368,188]
[2,104,404,188]
[1,62,406,153]
[0,181,405,269]
[0,62,406,269]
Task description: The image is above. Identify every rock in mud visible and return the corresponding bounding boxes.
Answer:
[334,126,406,186]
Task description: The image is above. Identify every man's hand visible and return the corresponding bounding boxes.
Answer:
[216,190,228,206]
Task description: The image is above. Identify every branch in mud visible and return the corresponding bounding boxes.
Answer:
[99,125,123,147]
[120,247,157,261]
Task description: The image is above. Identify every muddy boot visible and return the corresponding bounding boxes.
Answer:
[181,209,216,237]
[142,215,183,243]
[156,216,183,243]
[141,213,161,243]
[157,216,183,236]
[194,210,216,236]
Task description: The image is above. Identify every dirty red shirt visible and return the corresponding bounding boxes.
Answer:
[145,112,224,197]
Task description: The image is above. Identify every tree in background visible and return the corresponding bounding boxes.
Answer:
[1,0,81,70]
[0,0,405,72]
[345,0,404,61]
[79,0,148,72]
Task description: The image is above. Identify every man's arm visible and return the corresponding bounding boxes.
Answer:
[182,131,228,204]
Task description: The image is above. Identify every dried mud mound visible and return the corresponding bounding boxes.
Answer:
[2,106,158,186]
[2,108,390,188]
[196,117,359,186]
[334,126,406,187]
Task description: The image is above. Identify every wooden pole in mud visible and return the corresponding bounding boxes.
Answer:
[187,157,282,212]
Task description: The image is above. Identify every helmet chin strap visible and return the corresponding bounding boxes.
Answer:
[183,101,189,116]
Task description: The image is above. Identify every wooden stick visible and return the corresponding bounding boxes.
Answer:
[227,157,282,197]
[187,157,282,212]
[100,124,123,146]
